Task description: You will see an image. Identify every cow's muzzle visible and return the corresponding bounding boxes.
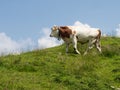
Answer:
[50,34,52,37]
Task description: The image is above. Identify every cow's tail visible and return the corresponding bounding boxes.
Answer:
[97,29,101,40]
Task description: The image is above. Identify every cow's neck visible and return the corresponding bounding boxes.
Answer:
[58,29,61,40]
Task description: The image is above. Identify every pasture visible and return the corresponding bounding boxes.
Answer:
[0,37,120,90]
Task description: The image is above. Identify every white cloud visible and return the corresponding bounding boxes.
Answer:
[116,24,120,37]
[73,21,99,32]
[0,32,35,56]
[38,28,63,49]
[74,21,91,28]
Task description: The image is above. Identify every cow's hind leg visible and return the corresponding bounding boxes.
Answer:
[83,43,92,56]
[83,39,96,55]
[95,40,102,53]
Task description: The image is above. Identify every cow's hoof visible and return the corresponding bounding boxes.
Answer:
[83,52,87,56]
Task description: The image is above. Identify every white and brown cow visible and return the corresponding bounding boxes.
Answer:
[50,25,102,55]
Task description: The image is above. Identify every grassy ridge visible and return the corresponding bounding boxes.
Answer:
[0,37,120,90]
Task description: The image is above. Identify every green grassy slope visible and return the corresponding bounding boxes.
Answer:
[0,37,120,90]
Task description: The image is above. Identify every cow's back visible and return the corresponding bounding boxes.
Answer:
[68,26,99,38]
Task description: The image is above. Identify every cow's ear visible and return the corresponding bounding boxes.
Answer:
[53,25,57,29]
[53,25,59,30]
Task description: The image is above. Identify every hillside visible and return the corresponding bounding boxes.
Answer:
[0,37,120,90]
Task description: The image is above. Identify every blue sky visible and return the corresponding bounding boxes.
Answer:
[0,0,120,55]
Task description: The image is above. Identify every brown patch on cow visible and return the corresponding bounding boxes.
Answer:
[58,26,72,38]
[60,26,69,29]
[96,30,101,39]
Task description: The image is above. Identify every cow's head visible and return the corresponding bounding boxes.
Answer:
[50,25,61,40]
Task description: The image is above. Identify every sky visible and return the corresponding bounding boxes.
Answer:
[0,0,120,55]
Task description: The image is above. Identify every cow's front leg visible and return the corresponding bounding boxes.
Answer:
[72,36,80,54]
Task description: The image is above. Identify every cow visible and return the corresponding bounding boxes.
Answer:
[50,25,102,55]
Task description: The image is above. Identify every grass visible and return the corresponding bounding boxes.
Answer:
[0,37,120,90]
